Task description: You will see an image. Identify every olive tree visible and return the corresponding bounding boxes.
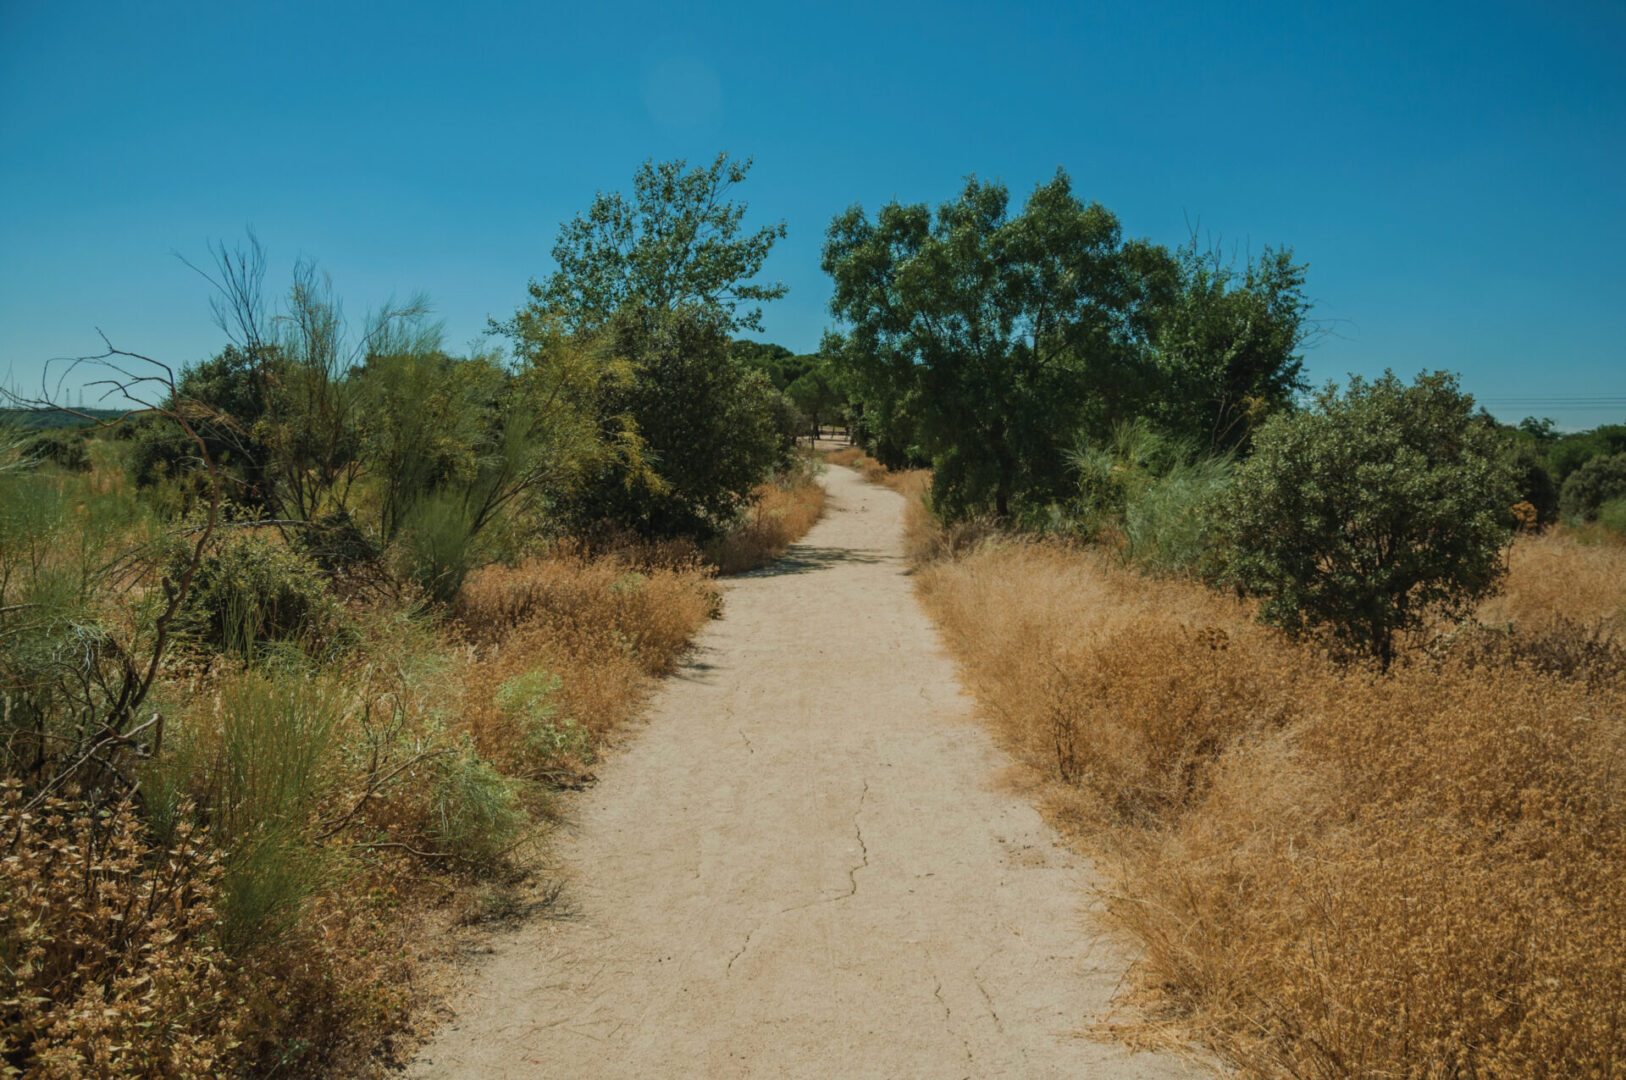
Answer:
[1214,371,1517,669]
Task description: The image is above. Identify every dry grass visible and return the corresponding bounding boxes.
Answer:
[917,530,1626,1078]
[705,471,827,574]
[450,551,717,780]
[1479,526,1626,634]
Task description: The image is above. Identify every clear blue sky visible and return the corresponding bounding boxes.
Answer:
[3,0,1622,428]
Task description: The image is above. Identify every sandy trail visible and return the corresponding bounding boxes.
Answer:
[409,466,1196,1079]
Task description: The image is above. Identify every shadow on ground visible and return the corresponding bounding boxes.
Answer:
[734,546,891,578]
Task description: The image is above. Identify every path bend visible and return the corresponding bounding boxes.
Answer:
[409,465,1197,1079]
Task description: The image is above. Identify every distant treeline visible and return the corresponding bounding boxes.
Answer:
[0,406,127,428]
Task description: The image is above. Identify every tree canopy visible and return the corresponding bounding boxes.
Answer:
[534,153,787,334]
[1214,371,1518,669]
[822,170,1172,518]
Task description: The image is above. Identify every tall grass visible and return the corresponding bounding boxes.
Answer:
[917,532,1626,1077]
[451,550,715,784]
[704,454,828,573]
[1068,419,1232,574]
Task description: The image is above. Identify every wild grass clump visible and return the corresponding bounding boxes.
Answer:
[1067,420,1233,575]
[917,530,1626,1077]
[426,744,527,869]
[705,455,828,573]
[451,551,715,777]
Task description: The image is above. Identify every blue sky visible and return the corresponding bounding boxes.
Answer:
[2,0,1623,428]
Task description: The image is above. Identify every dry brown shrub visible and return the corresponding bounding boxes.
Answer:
[232,872,419,1077]
[918,536,1626,1078]
[1120,664,1626,1079]
[0,785,249,1079]
[705,474,827,574]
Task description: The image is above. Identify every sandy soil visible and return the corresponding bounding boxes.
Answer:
[408,466,1199,1079]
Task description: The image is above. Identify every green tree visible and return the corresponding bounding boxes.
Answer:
[1214,371,1518,670]
[552,304,786,541]
[786,360,844,437]
[822,170,1173,519]
[1559,452,1626,521]
[1150,237,1314,452]
[535,153,787,334]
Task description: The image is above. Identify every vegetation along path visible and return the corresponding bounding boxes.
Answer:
[409,466,1196,1079]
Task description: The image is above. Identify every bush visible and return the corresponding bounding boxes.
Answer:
[168,529,338,654]
[557,305,787,542]
[1509,440,1560,523]
[21,428,92,473]
[1067,420,1232,574]
[1213,371,1517,668]
[427,744,527,869]
[1599,496,1626,537]
[209,670,345,949]
[0,785,249,1079]
[496,669,593,769]
[1559,451,1626,521]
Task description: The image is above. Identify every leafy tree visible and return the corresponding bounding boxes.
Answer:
[1149,237,1314,452]
[1559,452,1626,522]
[1508,440,1561,523]
[1213,371,1518,670]
[1518,415,1559,444]
[729,339,794,372]
[786,360,844,437]
[821,331,926,468]
[822,170,1173,518]
[535,153,787,334]
[552,305,786,541]
[1547,423,1626,483]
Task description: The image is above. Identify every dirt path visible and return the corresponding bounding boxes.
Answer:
[409,467,1198,1079]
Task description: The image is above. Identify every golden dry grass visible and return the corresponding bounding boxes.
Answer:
[705,472,827,574]
[451,551,716,778]
[917,531,1626,1078]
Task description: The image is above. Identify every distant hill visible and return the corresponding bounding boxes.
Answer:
[1,407,130,430]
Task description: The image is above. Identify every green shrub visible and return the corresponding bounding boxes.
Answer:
[1597,496,1626,537]
[399,489,481,603]
[168,529,338,654]
[496,669,593,767]
[1559,452,1626,522]
[212,670,345,949]
[428,743,527,869]
[1124,455,1233,574]
[1068,420,1232,574]
[22,428,92,472]
[1213,371,1517,669]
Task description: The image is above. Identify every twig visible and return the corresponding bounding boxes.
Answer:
[313,749,451,841]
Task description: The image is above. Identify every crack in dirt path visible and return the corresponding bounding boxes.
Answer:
[408,466,1199,1079]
